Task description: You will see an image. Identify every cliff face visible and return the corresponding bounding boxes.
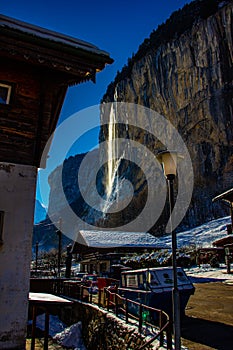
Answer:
[43,0,233,240]
[100,0,233,232]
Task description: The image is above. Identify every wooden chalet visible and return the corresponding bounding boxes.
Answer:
[213,235,233,247]
[72,230,168,277]
[0,14,112,349]
[212,188,233,231]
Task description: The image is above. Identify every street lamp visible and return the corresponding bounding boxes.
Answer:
[35,241,39,275]
[157,150,181,350]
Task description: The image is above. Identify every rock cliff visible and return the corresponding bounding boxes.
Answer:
[100,0,233,232]
[38,0,233,242]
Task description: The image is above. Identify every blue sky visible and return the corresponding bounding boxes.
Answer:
[0,0,192,205]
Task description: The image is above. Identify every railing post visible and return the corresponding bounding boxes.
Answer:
[80,285,83,300]
[103,287,107,307]
[125,299,129,324]
[115,294,118,317]
[166,321,173,350]
[159,311,164,347]
[89,288,93,303]
[98,288,101,306]
[107,290,110,311]
[139,303,143,333]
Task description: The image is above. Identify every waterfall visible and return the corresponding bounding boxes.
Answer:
[103,88,122,212]
[106,99,117,198]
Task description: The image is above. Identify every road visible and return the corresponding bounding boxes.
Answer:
[181,282,233,350]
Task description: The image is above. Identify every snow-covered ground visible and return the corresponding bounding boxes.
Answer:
[30,216,233,349]
[157,215,233,284]
[185,264,233,284]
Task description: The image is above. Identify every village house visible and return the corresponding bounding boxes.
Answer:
[0,14,112,349]
[72,229,168,277]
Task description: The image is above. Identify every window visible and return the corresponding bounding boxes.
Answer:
[126,274,138,288]
[0,83,12,104]
[0,211,4,243]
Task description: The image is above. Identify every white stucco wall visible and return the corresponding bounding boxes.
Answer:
[0,162,37,349]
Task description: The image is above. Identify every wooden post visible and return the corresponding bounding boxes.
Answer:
[30,305,37,350]
[107,290,110,311]
[225,247,231,274]
[98,289,101,306]
[90,288,93,304]
[44,310,50,350]
[81,285,83,300]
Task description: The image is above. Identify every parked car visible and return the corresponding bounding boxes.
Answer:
[75,272,86,281]
[81,274,98,293]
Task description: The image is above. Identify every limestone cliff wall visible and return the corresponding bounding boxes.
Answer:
[100,0,233,232]
[44,1,233,238]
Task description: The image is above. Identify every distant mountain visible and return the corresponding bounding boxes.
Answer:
[33,218,71,253]
[34,199,47,224]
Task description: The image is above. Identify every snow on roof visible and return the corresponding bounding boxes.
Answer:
[75,230,168,249]
[0,14,111,57]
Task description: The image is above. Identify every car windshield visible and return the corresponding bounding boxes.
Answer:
[85,275,97,281]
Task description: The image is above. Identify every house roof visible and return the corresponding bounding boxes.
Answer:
[212,235,233,247]
[0,15,109,56]
[0,14,113,84]
[72,230,168,251]
[212,188,233,204]
[0,15,113,167]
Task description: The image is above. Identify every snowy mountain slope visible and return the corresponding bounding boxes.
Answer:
[158,216,231,248]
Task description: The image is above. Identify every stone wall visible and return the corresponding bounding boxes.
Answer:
[60,301,154,350]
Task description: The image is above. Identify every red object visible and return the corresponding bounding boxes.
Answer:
[81,274,98,287]
[97,277,119,290]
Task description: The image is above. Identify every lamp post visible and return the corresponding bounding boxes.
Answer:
[35,241,39,275]
[157,150,181,350]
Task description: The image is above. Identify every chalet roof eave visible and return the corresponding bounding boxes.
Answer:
[0,14,113,82]
[0,14,113,63]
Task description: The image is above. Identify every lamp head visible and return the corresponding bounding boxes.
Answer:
[157,150,182,179]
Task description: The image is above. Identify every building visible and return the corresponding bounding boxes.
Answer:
[0,15,112,349]
[212,187,233,231]
[72,230,168,277]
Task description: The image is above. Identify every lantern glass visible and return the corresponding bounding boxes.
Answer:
[162,152,177,177]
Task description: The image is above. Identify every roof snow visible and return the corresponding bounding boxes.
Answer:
[73,216,231,250]
[0,14,111,57]
[75,230,168,249]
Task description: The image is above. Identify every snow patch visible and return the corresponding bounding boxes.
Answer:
[54,322,86,350]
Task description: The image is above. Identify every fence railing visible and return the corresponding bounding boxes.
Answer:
[103,287,172,350]
[30,278,172,349]
[60,280,172,349]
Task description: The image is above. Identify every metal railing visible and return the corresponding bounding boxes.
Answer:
[60,282,172,349]
[30,278,172,349]
[103,288,172,350]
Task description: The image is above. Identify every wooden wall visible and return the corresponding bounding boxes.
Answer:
[0,58,66,167]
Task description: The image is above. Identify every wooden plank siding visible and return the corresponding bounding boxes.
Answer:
[0,14,113,167]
